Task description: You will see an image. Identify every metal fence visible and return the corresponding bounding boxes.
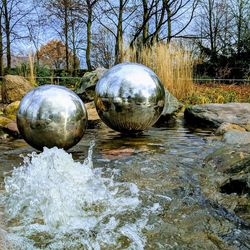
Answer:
[0,76,83,88]
[193,78,250,84]
[0,76,249,86]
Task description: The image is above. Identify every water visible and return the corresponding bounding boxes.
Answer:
[0,117,249,249]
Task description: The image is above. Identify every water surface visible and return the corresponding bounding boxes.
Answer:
[0,118,249,249]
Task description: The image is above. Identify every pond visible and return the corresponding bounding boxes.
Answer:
[0,116,249,249]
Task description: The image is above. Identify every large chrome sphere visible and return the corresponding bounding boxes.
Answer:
[95,63,165,133]
[17,85,88,151]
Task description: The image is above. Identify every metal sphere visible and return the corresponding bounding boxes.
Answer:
[17,85,88,151]
[95,63,165,133]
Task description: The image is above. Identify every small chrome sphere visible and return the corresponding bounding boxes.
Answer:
[17,85,88,150]
[95,63,165,133]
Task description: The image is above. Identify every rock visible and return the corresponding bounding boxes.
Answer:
[223,131,250,145]
[0,228,8,250]
[185,103,250,130]
[0,117,20,139]
[215,122,246,135]
[0,116,12,138]
[205,144,250,222]
[2,75,33,103]
[4,101,20,120]
[162,91,183,116]
[101,148,135,160]
[1,75,33,104]
[0,226,12,250]
[3,122,20,139]
[75,68,107,103]
[85,101,103,129]
[220,175,250,195]
[153,89,183,125]
[205,144,250,174]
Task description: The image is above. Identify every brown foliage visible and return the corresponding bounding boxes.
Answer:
[37,40,80,70]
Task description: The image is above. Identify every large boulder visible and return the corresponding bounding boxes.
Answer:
[204,144,250,223]
[155,90,183,125]
[1,75,33,104]
[185,103,250,130]
[75,68,107,103]
[162,91,183,116]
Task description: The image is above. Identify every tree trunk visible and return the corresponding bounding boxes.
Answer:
[155,0,159,43]
[115,0,123,64]
[64,0,69,71]
[142,0,149,45]
[237,0,243,55]
[3,0,11,73]
[86,1,92,71]
[208,0,216,60]
[165,1,172,43]
[0,8,4,76]
[72,19,77,75]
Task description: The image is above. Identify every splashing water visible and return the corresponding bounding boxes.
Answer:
[1,142,152,249]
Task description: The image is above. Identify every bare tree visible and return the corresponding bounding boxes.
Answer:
[2,0,10,71]
[85,0,98,71]
[2,0,32,72]
[92,27,115,68]
[42,0,82,71]
[129,0,165,47]
[26,4,48,66]
[195,0,233,60]
[229,0,250,55]
[0,3,3,76]
[97,0,137,64]
[129,0,198,48]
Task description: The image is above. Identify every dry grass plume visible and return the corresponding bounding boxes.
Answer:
[124,43,194,99]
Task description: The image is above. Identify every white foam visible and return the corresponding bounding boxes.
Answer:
[1,142,149,249]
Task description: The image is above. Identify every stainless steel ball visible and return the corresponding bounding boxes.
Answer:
[17,85,88,151]
[95,63,165,133]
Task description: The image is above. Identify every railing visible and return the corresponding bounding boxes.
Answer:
[0,76,249,86]
[193,79,250,84]
[0,76,83,88]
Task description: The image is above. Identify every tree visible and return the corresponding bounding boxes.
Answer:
[2,0,32,72]
[97,0,136,64]
[37,39,79,70]
[26,4,48,66]
[230,0,250,56]
[163,0,198,43]
[43,0,82,71]
[130,0,198,48]
[192,0,250,78]
[0,3,3,76]
[84,0,98,71]
[129,0,163,47]
[92,27,115,68]
[195,0,232,61]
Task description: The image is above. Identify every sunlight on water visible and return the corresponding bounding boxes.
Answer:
[0,142,156,249]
